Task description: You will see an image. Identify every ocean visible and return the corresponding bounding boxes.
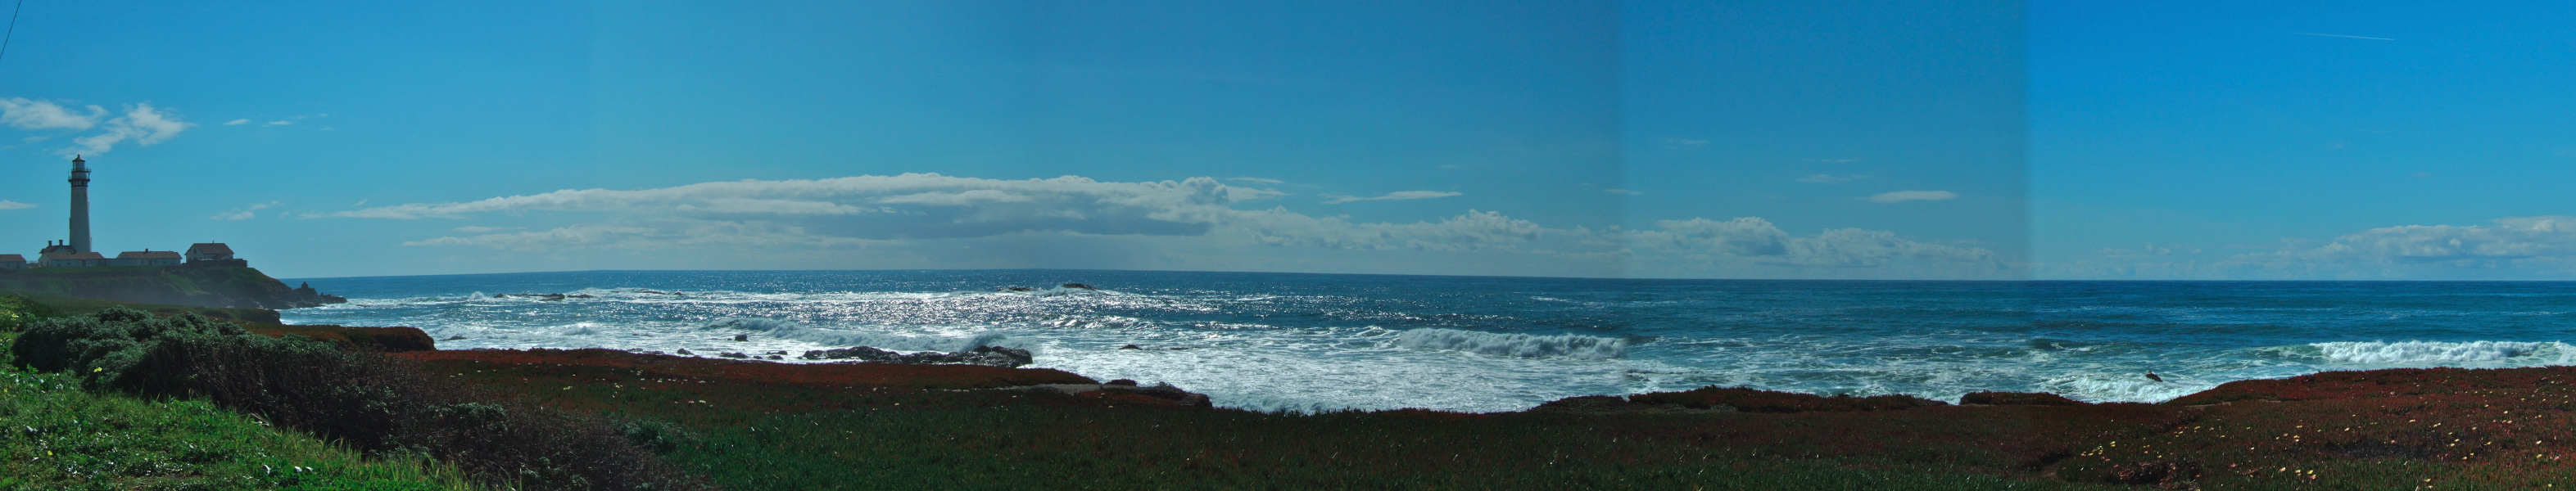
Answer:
[277,270,2576,413]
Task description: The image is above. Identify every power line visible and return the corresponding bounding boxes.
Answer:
[0,0,23,66]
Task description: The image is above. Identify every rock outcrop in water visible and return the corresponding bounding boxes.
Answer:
[799,345,1034,367]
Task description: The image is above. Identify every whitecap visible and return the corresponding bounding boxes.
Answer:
[1389,328,1628,359]
[709,318,1007,353]
[2303,340,2572,364]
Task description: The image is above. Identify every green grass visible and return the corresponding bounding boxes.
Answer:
[0,335,481,491]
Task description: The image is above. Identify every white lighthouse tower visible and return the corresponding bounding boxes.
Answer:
[67,155,89,253]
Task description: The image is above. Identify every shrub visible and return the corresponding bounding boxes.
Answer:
[8,307,709,491]
[0,295,58,332]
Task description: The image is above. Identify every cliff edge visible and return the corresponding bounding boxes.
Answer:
[0,266,346,309]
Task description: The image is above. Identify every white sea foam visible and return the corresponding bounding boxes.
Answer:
[2306,340,2573,364]
[1390,328,1628,359]
[709,318,1006,353]
[2039,376,2212,403]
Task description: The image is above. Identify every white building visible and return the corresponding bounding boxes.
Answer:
[112,250,182,267]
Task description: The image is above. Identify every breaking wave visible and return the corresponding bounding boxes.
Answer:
[1391,328,1628,359]
[2303,340,2574,364]
[709,318,1007,353]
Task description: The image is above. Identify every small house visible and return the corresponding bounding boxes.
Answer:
[41,251,106,268]
[112,250,182,267]
[0,255,24,269]
[185,243,235,263]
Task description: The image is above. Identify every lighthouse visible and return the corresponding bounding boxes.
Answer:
[67,155,90,253]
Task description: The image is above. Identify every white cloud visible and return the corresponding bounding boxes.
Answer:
[329,173,2007,278]
[0,200,34,210]
[2048,216,2576,279]
[69,103,192,155]
[452,226,524,233]
[223,119,250,126]
[265,120,291,126]
[1228,177,1286,185]
[1322,191,1462,205]
[0,99,104,130]
[1867,190,1958,203]
[211,201,280,221]
[1798,174,1867,184]
[1604,189,1642,196]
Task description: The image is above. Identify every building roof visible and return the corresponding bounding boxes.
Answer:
[187,243,233,255]
[0,255,24,262]
[118,250,181,259]
[43,251,106,260]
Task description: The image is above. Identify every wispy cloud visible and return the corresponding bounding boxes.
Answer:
[222,119,250,125]
[0,200,33,210]
[211,200,281,220]
[69,103,192,155]
[1799,174,1868,184]
[0,98,104,131]
[1228,177,1286,185]
[264,120,292,126]
[1323,191,1462,205]
[1867,191,1958,204]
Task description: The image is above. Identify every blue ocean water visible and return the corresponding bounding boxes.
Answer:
[278,270,2576,413]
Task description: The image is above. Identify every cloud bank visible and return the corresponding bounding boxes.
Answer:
[327,173,2010,278]
[2049,216,2576,279]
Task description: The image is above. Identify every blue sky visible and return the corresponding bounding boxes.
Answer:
[0,1,2560,280]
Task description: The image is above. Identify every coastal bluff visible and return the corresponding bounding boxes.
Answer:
[0,265,344,309]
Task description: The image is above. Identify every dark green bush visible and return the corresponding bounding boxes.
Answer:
[7,306,708,491]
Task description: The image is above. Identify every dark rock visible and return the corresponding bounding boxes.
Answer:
[1060,283,1098,290]
[1627,386,1946,413]
[998,286,1036,292]
[766,350,788,355]
[567,294,595,299]
[798,345,1034,367]
[733,334,749,341]
[1119,345,1143,349]
[1961,391,2085,406]
[766,355,782,360]
[718,352,749,358]
[1103,382,1212,408]
[443,335,467,340]
[640,290,676,295]
[1105,379,1139,386]
[675,349,694,355]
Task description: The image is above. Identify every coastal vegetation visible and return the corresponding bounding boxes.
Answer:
[4,300,704,491]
